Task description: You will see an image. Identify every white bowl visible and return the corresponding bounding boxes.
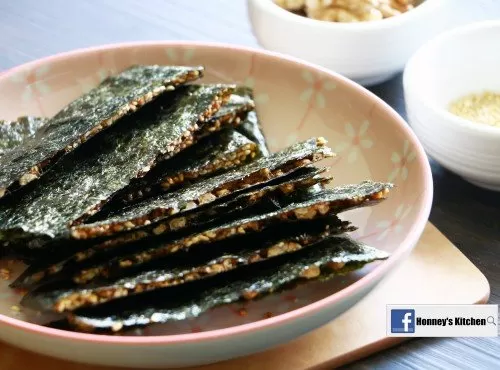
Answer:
[247,0,449,86]
[404,20,500,191]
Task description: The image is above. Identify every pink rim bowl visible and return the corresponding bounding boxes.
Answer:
[0,41,433,368]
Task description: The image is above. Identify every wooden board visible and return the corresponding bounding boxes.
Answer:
[0,223,490,370]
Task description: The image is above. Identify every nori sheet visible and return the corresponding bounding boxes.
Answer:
[0,65,203,198]
[212,87,254,122]
[0,84,233,250]
[22,217,353,313]
[67,180,392,285]
[114,129,258,205]
[12,166,330,289]
[0,116,48,158]
[207,88,255,129]
[237,110,269,157]
[59,235,389,333]
[73,137,334,239]
[231,86,269,157]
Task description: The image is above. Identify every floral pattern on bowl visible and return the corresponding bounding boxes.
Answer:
[0,42,432,368]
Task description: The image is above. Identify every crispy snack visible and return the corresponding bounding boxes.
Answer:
[71,137,334,240]
[116,130,258,205]
[68,180,391,285]
[12,166,330,289]
[206,88,255,133]
[0,116,47,159]
[94,90,257,217]
[0,84,233,250]
[231,87,270,157]
[0,65,203,199]
[23,217,354,313]
[238,111,270,157]
[58,235,389,333]
[97,87,258,208]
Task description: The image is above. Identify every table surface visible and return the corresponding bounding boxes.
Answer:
[0,0,499,369]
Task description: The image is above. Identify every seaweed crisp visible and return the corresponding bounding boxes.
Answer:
[12,166,330,289]
[67,180,392,285]
[23,217,354,313]
[0,84,233,249]
[59,235,389,333]
[0,63,401,337]
[0,116,47,159]
[116,129,259,205]
[73,137,334,240]
[237,111,269,157]
[101,89,258,206]
[231,86,269,156]
[213,87,255,123]
[201,88,255,137]
[0,65,203,198]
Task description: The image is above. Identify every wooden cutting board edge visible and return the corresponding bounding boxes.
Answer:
[312,222,491,370]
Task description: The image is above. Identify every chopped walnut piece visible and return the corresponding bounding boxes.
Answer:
[169,217,186,230]
[274,0,306,11]
[10,305,21,313]
[19,172,38,186]
[300,265,321,279]
[264,312,274,319]
[243,290,259,300]
[304,0,418,23]
[0,268,11,280]
[327,261,346,270]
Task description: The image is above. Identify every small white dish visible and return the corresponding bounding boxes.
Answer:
[404,20,500,191]
[247,0,449,86]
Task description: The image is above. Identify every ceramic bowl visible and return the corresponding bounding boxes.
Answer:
[0,42,432,368]
[404,20,500,191]
[247,0,449,86]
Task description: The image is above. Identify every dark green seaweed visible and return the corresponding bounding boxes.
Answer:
[212,87,254,122]
[207,88,255,129]
[231,86,269,156]
[237,111,269,157]
[23,217,354,313]
[0,65,203,198]
[62,235,389,333]
[115,130,258,205]
[0,116,48,158]
[91,91,257,219]
[68,181,392,285]
[0,84,233,249]
[73,137,334,240]
[12,166,330,289]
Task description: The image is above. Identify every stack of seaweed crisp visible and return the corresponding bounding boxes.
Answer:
[0,65,393,334]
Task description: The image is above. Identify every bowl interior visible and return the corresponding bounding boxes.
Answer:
[407,22,500,111]
[0,43,431,336]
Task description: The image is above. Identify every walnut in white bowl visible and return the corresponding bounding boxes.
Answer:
[273,0,306,11]
[249,0,447,86]
[274,0,420,23]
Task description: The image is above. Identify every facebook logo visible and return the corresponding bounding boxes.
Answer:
[391,309,415,333]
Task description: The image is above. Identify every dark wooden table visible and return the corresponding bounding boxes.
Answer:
[0,0,499,368]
